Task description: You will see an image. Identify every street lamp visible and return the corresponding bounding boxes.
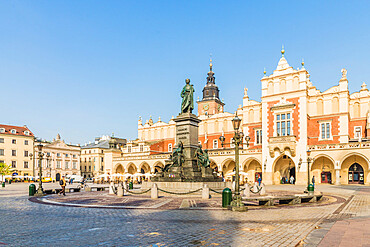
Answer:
[306,149,312,191]
[34,143,45,197]
[29,153,35,180]
[219,112,249,212]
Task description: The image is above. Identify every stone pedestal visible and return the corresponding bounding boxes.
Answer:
[117,186,124,197]
[202,184,210,199]
[152,112,221,182]
[151,183,158,199]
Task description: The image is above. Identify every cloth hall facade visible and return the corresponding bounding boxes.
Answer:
[107,51,370,185]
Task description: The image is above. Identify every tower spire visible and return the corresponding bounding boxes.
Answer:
[209,53,213,71]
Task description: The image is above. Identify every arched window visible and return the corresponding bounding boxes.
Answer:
[332,97,339,113]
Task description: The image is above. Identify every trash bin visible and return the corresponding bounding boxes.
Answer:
[2,182,5,187]
[222,188,232,208]
[129,182,133,190]
[8,179,11,184]
[308,184,314,192]
[29,184,36,196]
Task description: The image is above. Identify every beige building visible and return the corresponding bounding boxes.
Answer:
[35,134,81,181]
[80,135,126,179]
[0,124,35,176]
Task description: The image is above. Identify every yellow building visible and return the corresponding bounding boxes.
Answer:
[0,124,35,176]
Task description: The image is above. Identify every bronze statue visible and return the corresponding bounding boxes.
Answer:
[195,145,210,168]
[171,141,184,166]
[181,79,195,114]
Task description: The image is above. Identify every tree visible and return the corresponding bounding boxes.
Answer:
[0,162,12,184]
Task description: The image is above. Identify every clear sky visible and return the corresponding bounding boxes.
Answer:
[1,1,370,145]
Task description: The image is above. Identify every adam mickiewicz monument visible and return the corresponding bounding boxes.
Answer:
[151,79,222,184]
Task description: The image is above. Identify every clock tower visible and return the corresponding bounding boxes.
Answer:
[197,59,225,116]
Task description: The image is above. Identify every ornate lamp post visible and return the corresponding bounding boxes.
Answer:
[34,143,45,197]
[29,153,35,180]
[307,149,312,191]
[219,113,249,212]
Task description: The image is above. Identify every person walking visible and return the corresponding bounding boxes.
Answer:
[290,175,295,184]
[59,175,66,196]
[312,176,315,188]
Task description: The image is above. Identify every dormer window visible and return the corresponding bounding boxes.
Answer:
[0,128,4,133]
[10,129,16,134]
[24,131,29,135]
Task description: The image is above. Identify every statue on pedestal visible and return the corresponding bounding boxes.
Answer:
[181,79,195,114]
[195,145,210,168]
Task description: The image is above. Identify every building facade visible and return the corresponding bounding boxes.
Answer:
[0,124,35,176]
[106,51,369,185]
[35,134,81,181]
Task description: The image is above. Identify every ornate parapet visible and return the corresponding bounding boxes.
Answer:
[268,136,297,158]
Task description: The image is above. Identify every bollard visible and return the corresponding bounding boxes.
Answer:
[117,186,124,197]
[151,183,158,199]
[109,182,115,195]
[260,183,266,196]
[129,182,133,190]
[202,184,210,199]
[243,184,250,197]
[123,182,128,196]
[222,188,232,208]
[29,184,36,196]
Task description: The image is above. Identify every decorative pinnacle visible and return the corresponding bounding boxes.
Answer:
[263,67,266,76]
[281,45,285,57]
[209,53,213,71]
[301,59,305,68]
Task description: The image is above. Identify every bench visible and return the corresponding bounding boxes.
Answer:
[243,196,275,206]
[277,196,300,205]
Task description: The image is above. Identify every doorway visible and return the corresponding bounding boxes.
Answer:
[56,173,60,181]
[348,163,364,184]
[321,172,332,184]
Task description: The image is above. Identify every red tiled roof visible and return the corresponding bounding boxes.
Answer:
[0,124,35,137]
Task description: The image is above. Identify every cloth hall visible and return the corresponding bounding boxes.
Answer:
[105,49,370,186]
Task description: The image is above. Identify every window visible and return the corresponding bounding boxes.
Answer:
[101,157,104,162]
[24,151,28,157]
[354,126,362,139]
[65,154,69,157]
[11,161,16,168]
[0,128,4,133]
[320,122,331,140]
[213,139,218,149]
[24,161,28,168]
[128,146,132,153]
[12,139,16,144]
[89,166,91,171]
[93,157,96,162]
[57,153,61,157]
[168,144,172,152]
[0,160,4,164]
[65,161,69,169]
[24,140,28,145]
[101,166,104,171]
[73,162,77,169]
[10,129,16,134]
[24,131,29,135]
[276,113,291,136]
[256,129,262,145]
[84,166,87,171]
[0,138,4,143]
[0,149,4,156]
[73,154,76,158]
[57,161,61,169]
[12,150,16,156]
[140,145,144,152]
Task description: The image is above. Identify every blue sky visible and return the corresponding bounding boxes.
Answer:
[1,1,370,144]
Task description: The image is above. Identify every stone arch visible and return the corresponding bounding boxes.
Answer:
[139,162,150,174]
[153,161,164,173]
[221,158,235,181]
[340,153,369,184]
[272,154,296,185]
[126,163,137,175]
[114,163,124,174]
[242,158,262,183]
[311,156,335,184]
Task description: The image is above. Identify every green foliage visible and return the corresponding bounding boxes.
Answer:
[0,162,12,176]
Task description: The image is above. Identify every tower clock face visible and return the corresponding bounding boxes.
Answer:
[203,104,209,110]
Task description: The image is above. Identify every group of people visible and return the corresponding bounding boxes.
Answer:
[281,175,295,184]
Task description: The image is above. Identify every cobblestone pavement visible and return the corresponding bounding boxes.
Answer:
[0,184,369,247]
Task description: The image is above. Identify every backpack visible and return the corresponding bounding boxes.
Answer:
[59,179,64,185]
